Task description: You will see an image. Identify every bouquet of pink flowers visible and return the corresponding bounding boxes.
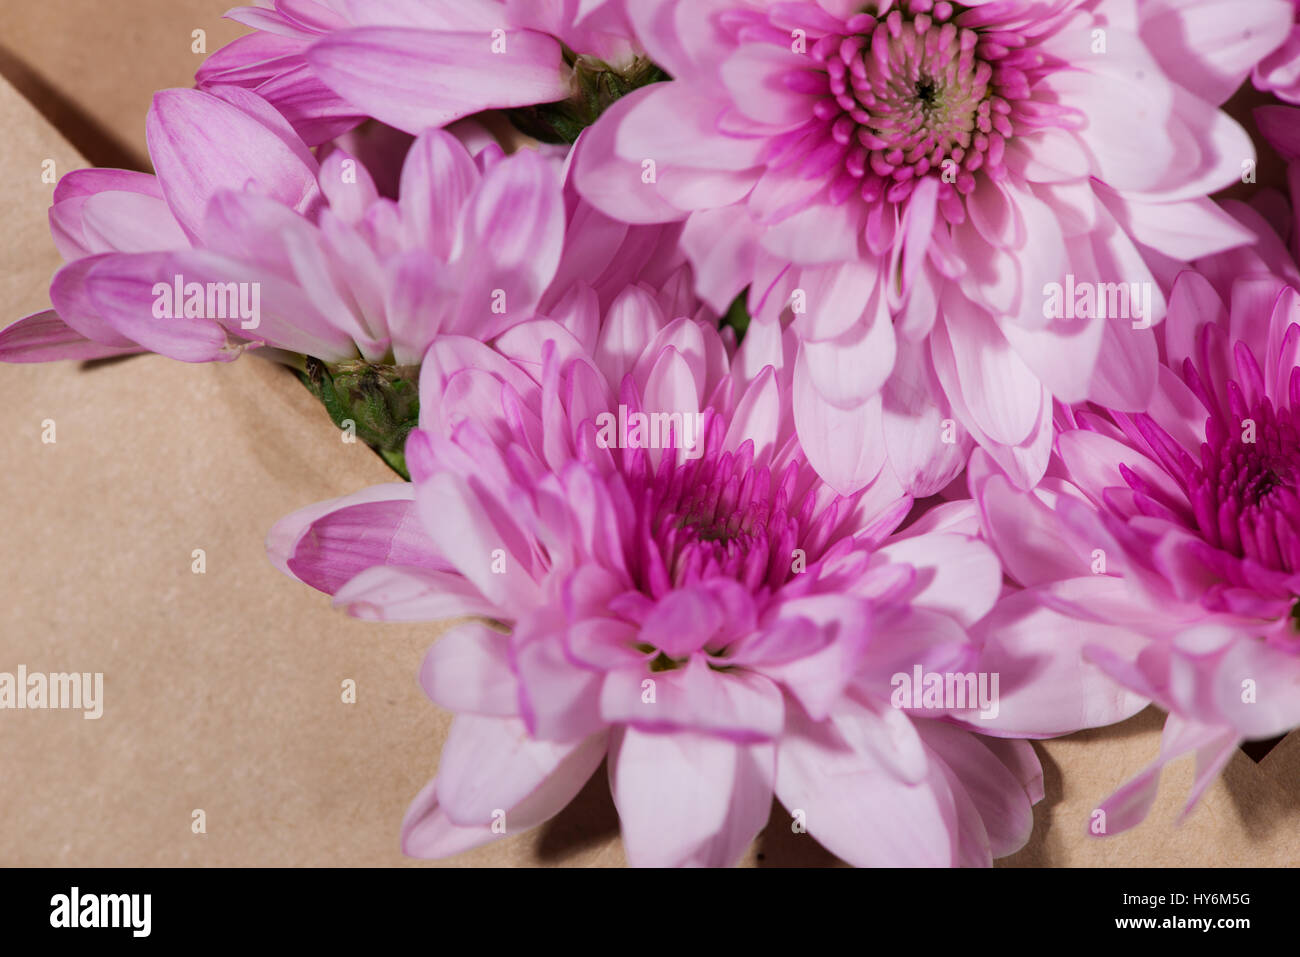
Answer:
[7,0,1300,866]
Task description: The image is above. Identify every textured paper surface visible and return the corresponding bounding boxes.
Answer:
[0,0,245,171]
[1006,709,1300,866]
[3,1,1298,869]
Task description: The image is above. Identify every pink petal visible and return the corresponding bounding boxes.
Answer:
[317,148,379,223]
[398,129,480,258]
[758,200,863,266]
[599,657,785,741]
[54,168,163,204]
[1109,196,1256,262]
[798,286,895,409]
[929,323,1053,490]
[333,565,496,621]
[1040,31,1176,192]
[638,590,722,657]
[1164,269,1227,373]
[1133,89,1253,204]
[146,87,320,240]
[416,471,541,613]
[610,727,772,867]
[938,295,1042,446]
[307,27,571,133]
[917,719,1035,860]
[403,721,607,856]
[723,366,782,467]
[719,44,818,129]
[593,284,667,387]
[762,595,872,719]
[972,466,1095,587]
[280,490,444,595]
[1081,319,1158,412]
[1255,104,1300,161]
[572,91,688,225]
[880,341,972,497]
[48,255,142,347]
[420,622,519,716]
[1142,0,1294,106]
[512,610,607,740]
[238,61,365,146]
[435,717,607,828]
[872,532,1001,630]
[969,584,1150,738]
[1094,714,1232,835]
[792,357,886,496]
[448,147,565,339]
[76,191,188,254]
[623,0,736,84]
[268,481,426,579]
[773,702,957,866]
[81,253,243,362]
[678,205,761,312]
[400,777,502,859]
[0,311,143,363]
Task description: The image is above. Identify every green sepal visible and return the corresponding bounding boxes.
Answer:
[723,290,752,343]
[507,55,669,144]
[300,357,420,481]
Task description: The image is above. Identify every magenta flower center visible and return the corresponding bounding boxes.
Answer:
[1185,398,1300,574]
[824,6,999,199]
[1116,333,1300,622]
[618,421,839,599]
[752,0,1067,223]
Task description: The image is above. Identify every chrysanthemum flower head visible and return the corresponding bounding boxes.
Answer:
[574,0,1286,495]
[0,88,505,358]
[971,201,1300,832]
[270,290,1046,866]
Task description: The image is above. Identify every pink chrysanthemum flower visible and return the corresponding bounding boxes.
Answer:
[0,85,565,369]
[970,203,1300,832]
[197,0,649,145]
[574,0,1287,494]
[0,83,704,469]
[269,307,1045,866]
